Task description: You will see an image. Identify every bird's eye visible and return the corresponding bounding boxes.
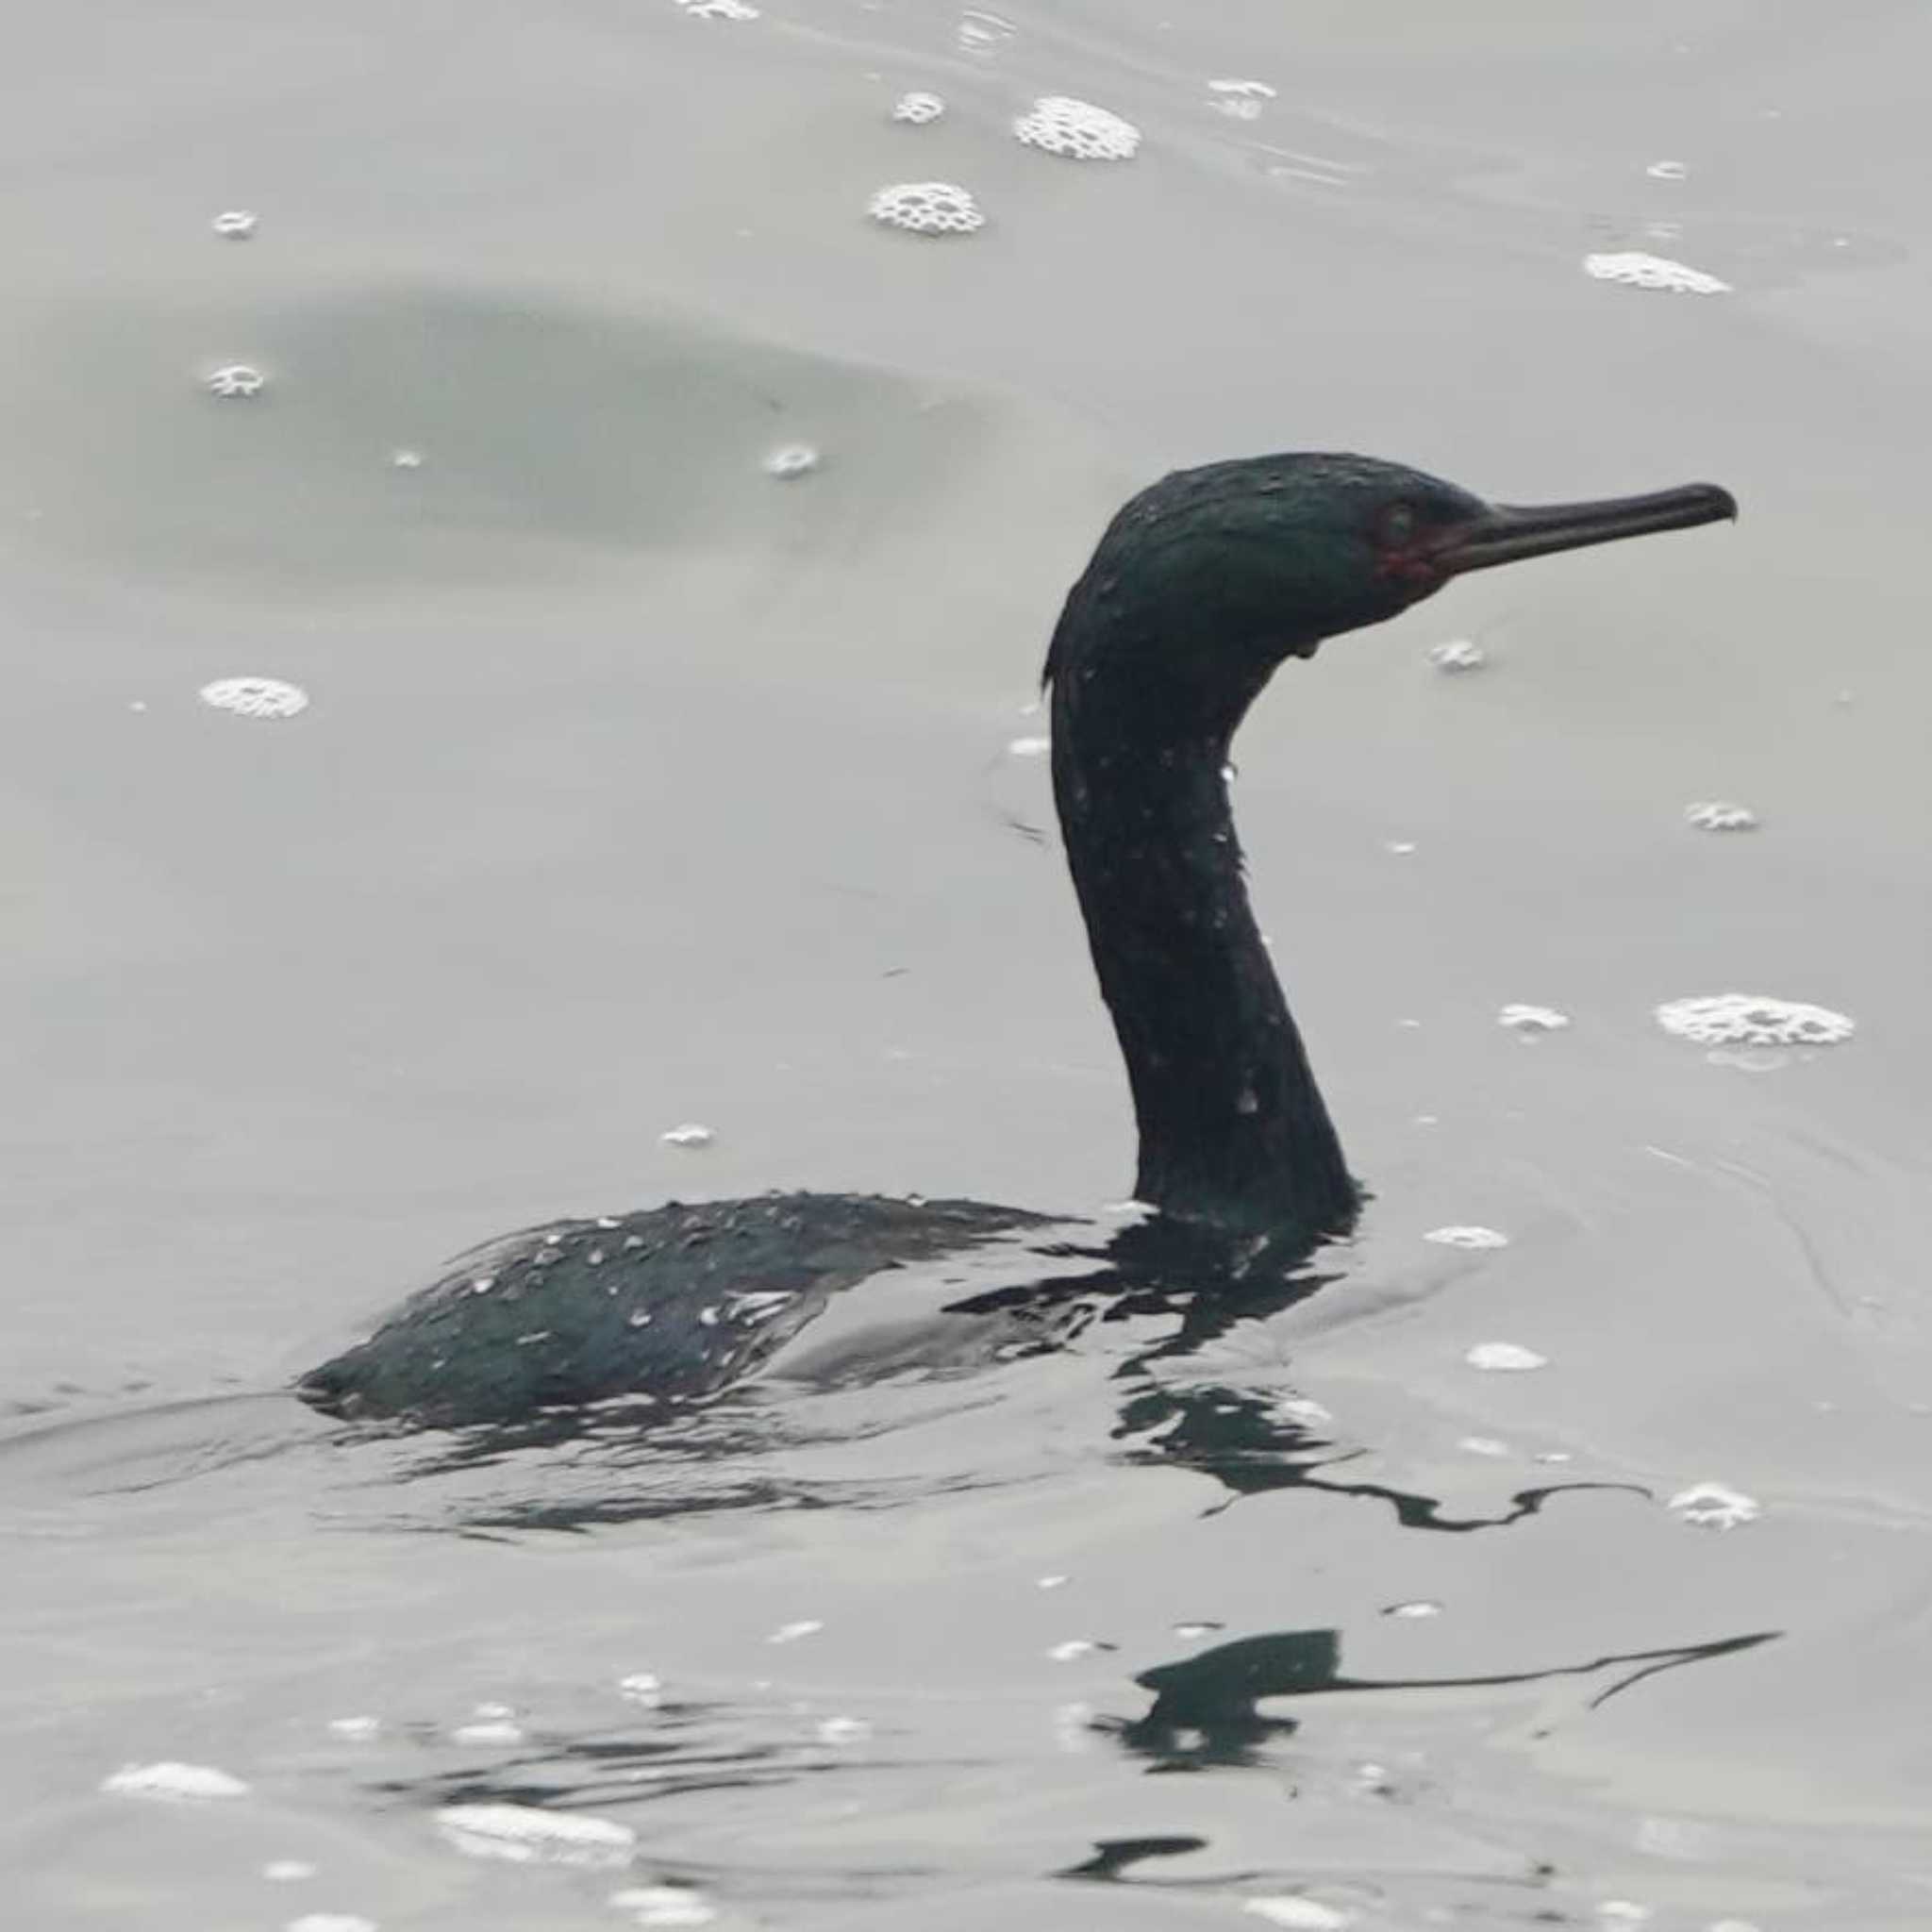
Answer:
[1378,502,1419,547]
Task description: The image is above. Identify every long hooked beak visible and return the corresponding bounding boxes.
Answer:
[1434,481,1738,575]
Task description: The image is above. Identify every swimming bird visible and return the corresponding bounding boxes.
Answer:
[299,453,1734,1427]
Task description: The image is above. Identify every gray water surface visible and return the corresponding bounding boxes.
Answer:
[4,2,1930,1926]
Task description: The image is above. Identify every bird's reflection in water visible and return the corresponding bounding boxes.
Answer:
[1104,1624,1777,1774]
[1058,1834,1211,1880]
[1109,1377,1641,1526]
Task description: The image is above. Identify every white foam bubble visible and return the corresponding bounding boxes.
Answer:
[101,1760,249,1801]
[1424,1225,1509,1250]
[610,1886,718,1926]
[435,1802,636,1868]
[617,1671,664,1707]
[671,0,758,18]
[206,362,266,397]
[1427,637,1486,672]
[1464,1341,1547,1373]
[451,1720,525,1744]
[1498,1004,1570,1033]
[868,180,984,235]
[1244,1899,1353,1930]
[1667,1481,1760,1529]
[1047,1638,1100,1661]
[816,1715,872,1743]
[763,442,819,479]
[1012,96,1141,161]
[390,447,425,470]
[287,1916,378,1932]
[1383,1599,1443,1619]
[660,1123,715,1148]
[1007,735,1051,757]
[1583,251,1730,294]
[211,209,258,239]
[1684,799,1757,831]
[1646,159,1689,180]
[325,1715,380,1740]
[264,1861,318,1881]
[891,91,946,125]
[200,675,308,719]
[1655,994,1855,1048]
[767,1619,823,1643]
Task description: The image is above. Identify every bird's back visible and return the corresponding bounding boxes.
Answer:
[297,1192,1050,1428]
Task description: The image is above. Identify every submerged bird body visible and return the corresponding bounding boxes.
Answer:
[299,1194,1048,1427]
[302,453,1734,1427]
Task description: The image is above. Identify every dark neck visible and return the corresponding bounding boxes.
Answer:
[1049,649,1357,1241]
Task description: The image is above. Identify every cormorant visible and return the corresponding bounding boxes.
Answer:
[300,453,1733,1427]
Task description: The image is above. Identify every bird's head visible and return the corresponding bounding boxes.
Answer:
[1046,452,1735,726]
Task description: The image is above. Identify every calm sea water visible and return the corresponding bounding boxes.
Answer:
[4,2,1930,1926]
